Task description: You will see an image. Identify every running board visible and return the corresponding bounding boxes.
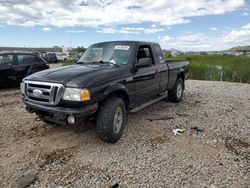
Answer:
[129,93,168,113]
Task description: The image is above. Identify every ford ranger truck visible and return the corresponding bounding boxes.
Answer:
[21,41,189,143]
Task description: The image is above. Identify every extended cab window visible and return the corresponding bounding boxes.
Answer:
[78,43,133,66]
[0,54,14,65]
[154,44,165,64]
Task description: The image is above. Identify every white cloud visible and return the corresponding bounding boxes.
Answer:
[121,27,166,34]
[242,23,250,29]
[0,0,245,28]
[120,27,144,34]
[97,26,166,34]
[42,27,51,32]
[144,28,166,34]
[160,35,171,41]
[243,12,249,16]
[66,30,85,33]
[210,27,218,31]
[159,23,250,51]
[97,28,120,34]
[225,23,250,41]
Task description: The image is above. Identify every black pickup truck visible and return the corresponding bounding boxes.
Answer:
[21,41,189,143]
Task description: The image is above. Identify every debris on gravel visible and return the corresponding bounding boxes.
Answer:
[17,174,38,188]
[146,116,174,121]
[191,126,205,133]
[0,80,249,187]
[172,128,186,136]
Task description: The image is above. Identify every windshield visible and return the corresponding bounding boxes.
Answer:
[78,43,133,66]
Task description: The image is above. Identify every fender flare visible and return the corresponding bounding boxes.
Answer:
[177,70,185,89]
[104,83,129,97]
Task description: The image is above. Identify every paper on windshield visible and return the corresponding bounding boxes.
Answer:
[115,45,130,50]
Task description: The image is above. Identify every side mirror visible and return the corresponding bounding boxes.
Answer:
[135,58,152,69]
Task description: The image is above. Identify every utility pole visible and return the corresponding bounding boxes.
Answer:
[69,31,72,48]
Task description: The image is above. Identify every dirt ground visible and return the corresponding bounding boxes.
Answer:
[0,80,249,187]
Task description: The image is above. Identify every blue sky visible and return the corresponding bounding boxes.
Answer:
[0,0,249,51]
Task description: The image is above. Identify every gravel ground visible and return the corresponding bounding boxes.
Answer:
[48,63,63,68]
[0,80,249,188]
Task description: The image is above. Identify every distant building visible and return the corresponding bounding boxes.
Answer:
[162,49,183,57]
[169,48,182,56]
[162,50,171,58]
[236,49,250,56]
[200,51,208,55]
[226,46,250,56]
[62,47,73,53]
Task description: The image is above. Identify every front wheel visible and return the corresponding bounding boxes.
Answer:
[96,97,126,143]
[168,78,184,102]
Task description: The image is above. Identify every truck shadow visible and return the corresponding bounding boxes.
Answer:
[28,91,199,150]
[0,84,20,90]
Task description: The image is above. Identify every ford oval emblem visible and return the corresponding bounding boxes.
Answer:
[33,89,43,97]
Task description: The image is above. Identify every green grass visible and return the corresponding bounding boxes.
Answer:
[168,55,250,83]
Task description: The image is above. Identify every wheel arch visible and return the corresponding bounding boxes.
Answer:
[103,83,130,110]
[177,71,185,89]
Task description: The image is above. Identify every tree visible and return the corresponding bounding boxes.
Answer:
[74,46,86,53]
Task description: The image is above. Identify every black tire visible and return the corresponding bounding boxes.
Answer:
[168,78,184,103]
[96,97,126,143]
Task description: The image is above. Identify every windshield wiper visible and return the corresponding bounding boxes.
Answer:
[76,61,85,64]
[77,61,119,67]
[77,61,99,65]
[98,61,119,67]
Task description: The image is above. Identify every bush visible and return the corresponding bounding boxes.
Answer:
[168,55,250,83]
[62,59,76,66]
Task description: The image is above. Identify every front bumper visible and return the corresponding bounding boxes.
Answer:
[23,98,98,117]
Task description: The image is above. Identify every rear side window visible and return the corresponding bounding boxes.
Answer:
[18,54,35,64]
[0,54,14,65]
[154,44,165,64]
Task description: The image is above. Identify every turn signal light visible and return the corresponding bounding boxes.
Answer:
[81,89,91,101]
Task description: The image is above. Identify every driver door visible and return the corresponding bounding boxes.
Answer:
[133,45,160,105]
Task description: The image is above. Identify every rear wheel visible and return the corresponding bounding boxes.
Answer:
[168,78,184,102]
[96,97,126,143]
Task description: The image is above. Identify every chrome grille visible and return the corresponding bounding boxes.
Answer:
[24,81,65,105]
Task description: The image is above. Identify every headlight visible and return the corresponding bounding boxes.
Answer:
[20,82,25,94]
[62,88,91,101]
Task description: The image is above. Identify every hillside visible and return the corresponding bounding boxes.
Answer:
[226,45,250,52]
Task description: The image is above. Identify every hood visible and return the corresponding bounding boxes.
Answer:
[25,64,125,88]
